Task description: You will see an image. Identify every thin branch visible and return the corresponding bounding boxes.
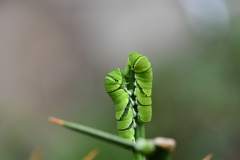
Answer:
[49,117,133,148]
[49,117,176,160]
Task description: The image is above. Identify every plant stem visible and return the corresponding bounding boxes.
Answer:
[124,60,146,160]
[49,117,176,160]
[133,150,143,160]
[135,123,145,139]
[48,117,133,148]
[133,122,146,160]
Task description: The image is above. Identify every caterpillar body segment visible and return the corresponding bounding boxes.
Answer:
[129,52,152,97]
[117,118,136,142]
[135,88,152,106]
[137,105,152,124]
[104,68,135,142]
[135,67,153,97]
[129,52,151,73]
[104,69,123,93]
[128,52,153,123]
[135,88,152,123]
[108,89,131,120]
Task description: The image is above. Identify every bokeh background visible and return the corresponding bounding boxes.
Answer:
[0,0,240,159]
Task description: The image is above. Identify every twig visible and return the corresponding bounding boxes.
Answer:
[48,117,133,148]
[49,116,176,160]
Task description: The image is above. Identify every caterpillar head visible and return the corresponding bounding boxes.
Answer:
[104,68,123,93]
[128,52,151,73]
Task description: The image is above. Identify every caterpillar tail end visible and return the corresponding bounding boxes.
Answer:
[137,116,151,124]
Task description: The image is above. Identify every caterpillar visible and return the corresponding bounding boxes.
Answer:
[128,52,152,124]
[104,68,136,142]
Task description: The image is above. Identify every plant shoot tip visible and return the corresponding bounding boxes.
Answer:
[203,154,213,160]
[48,116,65,125]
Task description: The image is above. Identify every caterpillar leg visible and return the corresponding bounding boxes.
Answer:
[125,88,133,96]
[134,81,137,86]
[135,98,138,105]
[132,108,137,117]
[133,119,137,128]
[136,106,142,123]
[130,98,135,106]
[132,137,136,143]
[134,89,137,96]
[132,129,136,143]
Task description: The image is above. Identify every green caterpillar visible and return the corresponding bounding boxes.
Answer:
[104,68,136,142]
[128,52,152,124]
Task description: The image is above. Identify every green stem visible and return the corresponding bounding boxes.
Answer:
[48,117,133,148]
[133,122,145,160]
[124,61,146,160]
[135,123,145,139]
[49,117,176,160]
[133,150,143,160]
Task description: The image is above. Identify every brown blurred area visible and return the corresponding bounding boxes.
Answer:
[0,1,88,107]
[0,0,186,109]
[0,0,240,160]
[0,1,92,159]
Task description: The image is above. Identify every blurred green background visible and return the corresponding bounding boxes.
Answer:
[0,0,239,160]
